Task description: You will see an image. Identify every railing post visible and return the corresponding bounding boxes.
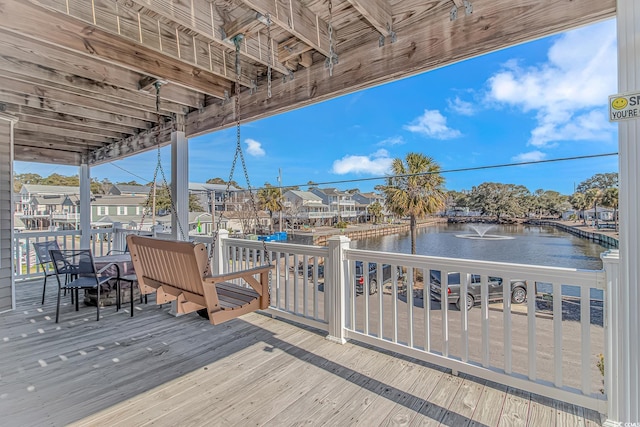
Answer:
[601,249,622,425]
[111,222,124,252]
[326,235,349,344]
[213,230,228,275]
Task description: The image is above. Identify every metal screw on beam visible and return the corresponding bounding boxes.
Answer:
[464,0,473,15]
[450,5,458,21]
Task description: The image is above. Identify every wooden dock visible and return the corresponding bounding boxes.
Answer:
[0,279,603,426]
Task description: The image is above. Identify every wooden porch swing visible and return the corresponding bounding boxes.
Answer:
[127,34,274,325]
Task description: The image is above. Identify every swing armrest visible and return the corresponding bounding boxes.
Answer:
[204,264,273,283]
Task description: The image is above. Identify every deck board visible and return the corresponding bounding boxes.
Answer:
[0,279,603,427]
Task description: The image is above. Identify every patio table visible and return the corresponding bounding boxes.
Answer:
[85,253,138,307]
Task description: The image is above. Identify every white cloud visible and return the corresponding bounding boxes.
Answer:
[331,149,393,175]
[447,96,476,116]
[404,109,461,140]
[486,20,617,147]
[511,151,546,163]
[377,136,405,146]
[245,138,265,157]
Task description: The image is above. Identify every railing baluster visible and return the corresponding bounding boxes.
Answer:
[481,275,489,367]
[350,259,356,331]
[392,266,398,343]
[407,267,414,348]
[303,255,308,317]
[423,267,430,352]
[442,269,449,358]
[293,254,299,314]
[553,282,563,387]
[313,258,319,319]
[377,262,383,339]
[581,286,591,395]
[284,253,290,310]
[504,276,513,374]
[275,251,281,309]
[527,280,536,381]
[461,272,469,362]
[363,261,369,336]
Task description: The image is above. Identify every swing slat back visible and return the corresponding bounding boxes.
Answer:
[127,235,272,325]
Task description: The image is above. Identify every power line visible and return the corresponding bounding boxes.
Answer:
[274,152,619,190]
[107,162,152,184]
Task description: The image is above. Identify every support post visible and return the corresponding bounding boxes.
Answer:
[0,113,17,312]
[607,0,640,424]
[213,229,228,275]
[325,235,349,344]
[601,250,620,424]
[170,119,188,241]
[79,162,91,250]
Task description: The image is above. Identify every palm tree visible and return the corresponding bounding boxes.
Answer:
[601,187,619,231]
[585,188,602,228]
[382,153,446,254]
[570,192,588,224]
[257,183,282,233]
[368,201,383,224]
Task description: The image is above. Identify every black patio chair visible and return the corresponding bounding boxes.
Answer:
[32,240,61,305]
[49,249,121,323]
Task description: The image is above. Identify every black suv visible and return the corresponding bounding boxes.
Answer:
[355,261,402,295]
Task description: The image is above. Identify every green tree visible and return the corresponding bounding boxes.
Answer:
[468,183,530,221]
[601,187,619,231]
[257,183,283,233]
[584,188,603,227]
[368,201,383,223]
[576,173,618,193]
[145,184,203,213]
[569,192,589,224]
[381,153,446,254]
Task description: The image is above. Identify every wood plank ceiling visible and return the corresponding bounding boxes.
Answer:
[0,0,616,166]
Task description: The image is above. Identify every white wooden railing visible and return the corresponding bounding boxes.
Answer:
[217,233,610,414]
[13,228,115,280]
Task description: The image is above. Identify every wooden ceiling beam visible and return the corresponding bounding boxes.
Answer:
[13,115,127,140]
[14,145,82,165]
[118,0,285,80]
[186,0,616,137]
[0,92,151,130]
[347,0,394,36]
[0,0,233,98]
[15,130,106,149]
[89,124,175,165]
[0,78,165,122]
[240,0,331,57]
[222,10,264,40]
[0,30,204,109]
[15,122,115,143]
[0,57,188,116]
[278,38,313,63]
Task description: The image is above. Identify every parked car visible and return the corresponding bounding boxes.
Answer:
[355,261,403,295]
[429,271,527,310]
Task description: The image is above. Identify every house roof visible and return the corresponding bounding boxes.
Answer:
[285,190,324,202]
[110,184,151,195]
[189,182,240,192]
[92,195,148,206]
[21,184,80,195]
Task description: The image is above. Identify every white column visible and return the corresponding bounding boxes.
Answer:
[79,162,91,250]
[170,127,188,241]
[0,113,17,313]
[608,0,640,424]
[325,235,350,344]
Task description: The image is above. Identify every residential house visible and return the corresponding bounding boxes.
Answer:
[309,187,357,224]
[18,184,83,230]
[189,182,241,214]
[282,190,330,227]
[352,191,387,223]
[91,195,149,229]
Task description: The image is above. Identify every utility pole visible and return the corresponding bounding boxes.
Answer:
[278,168,283,233]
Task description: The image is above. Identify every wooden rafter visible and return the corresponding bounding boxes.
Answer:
[240,0,331,57]
[120,0,290,77]
[187,0,616,138]
[347,0,393,36]
[0,0,233,98]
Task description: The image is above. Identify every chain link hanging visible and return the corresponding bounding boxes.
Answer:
[206,35,271,275]
[266,13,272,99]
[327,0,336,76]
[138,82,186,240]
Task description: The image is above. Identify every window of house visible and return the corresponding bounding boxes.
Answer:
[97,206,107,216]
[117,206,126,215]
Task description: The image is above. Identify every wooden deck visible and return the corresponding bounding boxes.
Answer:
[1,279,603,426]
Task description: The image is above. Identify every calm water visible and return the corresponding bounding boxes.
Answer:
[353,223,608,270]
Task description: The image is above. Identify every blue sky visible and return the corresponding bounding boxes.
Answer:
[16,19,619,195]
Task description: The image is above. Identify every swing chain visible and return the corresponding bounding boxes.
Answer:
[205,36,270,275]
[327,0,336,76]
[266,13,272,99]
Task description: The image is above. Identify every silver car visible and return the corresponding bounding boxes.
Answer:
[429,271,527,310]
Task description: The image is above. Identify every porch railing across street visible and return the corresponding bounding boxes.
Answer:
[14,227,612,414]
